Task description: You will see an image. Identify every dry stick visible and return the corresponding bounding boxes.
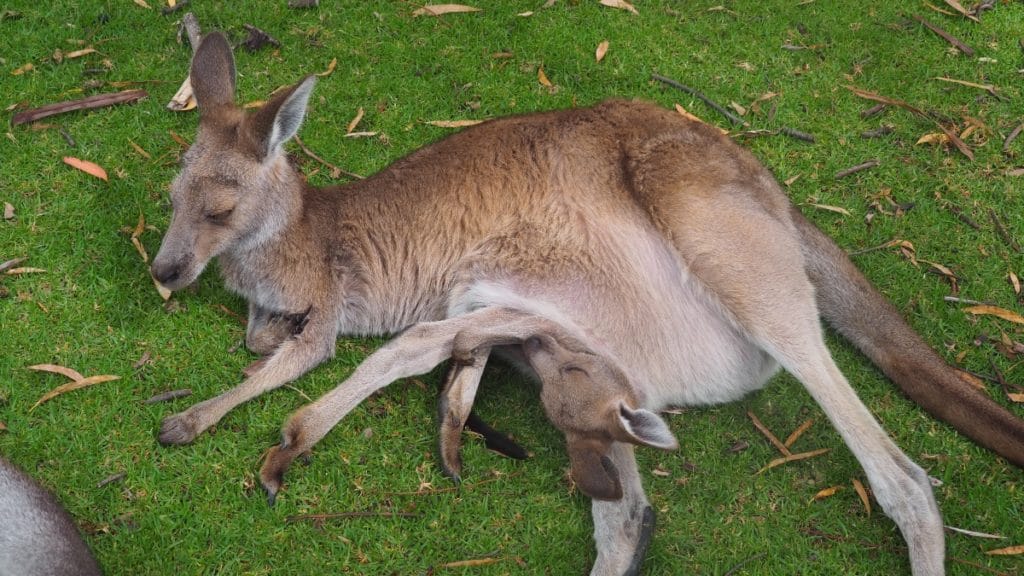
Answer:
[144,389,193,404]
[285,511,419,523]
[747,411,791,456]
[651,73,747,126]
[783,418,815,449]
[943,203,981,230]
[96,472,126,488]
[11,90,148,126]
[0,257,27,274]
[987,208,1022,252]
[835,159,879,179]
[912,14,975,56]
[861,125,893,138]
[779,127,815,142]
[724,552,767,576]
[293,135,365,180]
[1002,121,1024,155]
[860,103,887,118]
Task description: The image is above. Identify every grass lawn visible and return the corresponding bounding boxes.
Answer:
[2,1,1022,574]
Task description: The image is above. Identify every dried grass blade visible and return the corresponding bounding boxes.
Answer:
[757,448,830,474]
[964,305,1024,325]
[747,411,791,456]
[852,478,871,516]
[27,364,85,382]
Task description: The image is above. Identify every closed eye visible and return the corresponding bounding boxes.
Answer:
[204,208,234,224]
[561,365,588,377]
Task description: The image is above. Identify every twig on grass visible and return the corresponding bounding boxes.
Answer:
[987,209,1021,252]
[747,411,791,456]
[144,389,193,404]
[285,511,420,524]
[912,14,975,56]
[835,159,879,179]
[779,126,815,142]
[1002,121,1024,155]
[943,203,981,230]
[12,90,148,126]
[652,73,747,126]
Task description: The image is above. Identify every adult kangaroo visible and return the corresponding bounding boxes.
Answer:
[152,32,1024,576]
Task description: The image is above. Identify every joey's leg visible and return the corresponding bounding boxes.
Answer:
[159,307,336,445]
[438,347,491,482]
[589,442,655,576]
[678,202,943,575]
[242,304,312,376]
[260,307,565,501]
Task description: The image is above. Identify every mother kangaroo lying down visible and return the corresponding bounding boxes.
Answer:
[153,32,1024,576]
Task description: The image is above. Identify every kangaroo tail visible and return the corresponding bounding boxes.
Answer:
[791,206,1024,468]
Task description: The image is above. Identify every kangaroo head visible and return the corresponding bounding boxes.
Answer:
[523,335,678,501]
[151,32,316,290]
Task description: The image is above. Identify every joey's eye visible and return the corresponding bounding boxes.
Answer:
[204,208,234,224]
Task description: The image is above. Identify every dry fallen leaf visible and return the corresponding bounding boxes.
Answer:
[964,305,1024,325]
[425,119,484,128]
[811,486,842,502]
[412,4,482,16]
[537,65,552,88]
[852,478,871,516]
[3,202,13,220]
[757,448,830,474]
[595,40,609,62]
[153,276,172,301]
[130,211,148,263]
[344,131,378,138]
[599,0,638,14]
[917,132,950,146]
[133,0,152,8]
[316,57,337,78]
[12,63,34,75]
[986,544,1024,556]
[806,203,852,216]
[1009,272,1020,295]
[63,156,108,181]
[128,140,151,159]
[27,364,120,411]
[5,267,46,275]
[65,47,97,59]
[28,364,85,382]
[942,0,980,22]
[0,421,6,432]
[439,558,500,568]
[346,107,365,134]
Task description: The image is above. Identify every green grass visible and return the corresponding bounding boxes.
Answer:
[1,1,1022,574]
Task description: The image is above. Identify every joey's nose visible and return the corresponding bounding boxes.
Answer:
[151,261,181,285]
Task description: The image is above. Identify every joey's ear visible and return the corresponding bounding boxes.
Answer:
[616,403,678,451]
[246,75,316,159]
[190,32,237,113]
[567,438,622,501]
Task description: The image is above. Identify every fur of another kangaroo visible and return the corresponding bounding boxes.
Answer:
[0,456,102,576]
[152,32,1024,576]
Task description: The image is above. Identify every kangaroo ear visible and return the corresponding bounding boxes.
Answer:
[567,439,622,501]
[616,403,678,451]
[190,32,237,114]
[246,75,316,159]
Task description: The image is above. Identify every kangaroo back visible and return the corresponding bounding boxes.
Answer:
[0,457,102,576]
[791,207,1024,467]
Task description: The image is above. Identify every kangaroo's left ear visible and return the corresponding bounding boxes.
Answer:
[246,75,316,159]
[615,402,679,450]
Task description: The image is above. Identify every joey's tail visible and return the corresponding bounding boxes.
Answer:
[791,206,1024,468]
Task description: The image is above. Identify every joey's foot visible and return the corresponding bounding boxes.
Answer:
[623,506,656,576]
[259,420,310,506]
[465,411,529,460]
[158,411,203,445]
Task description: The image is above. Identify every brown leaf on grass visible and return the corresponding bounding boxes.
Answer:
[28,364,85,382]
[412,4,482,16]
[943,0,981,22]
[852,478,871,516]
[917,132,950,146]
[934,77,997,97]
[12,63,34,75]
[595,40,609,62]
[346,107,365,134]
[0,421,6,432]
[439,558,501,568]
[810,485,842,502]
[845,85,973,160]
[956,370,987,391]
[3,202,13,220]
[128,140,151,159]
[537,65,552,88]
[5,267,46,275]
[29,368,119,409]
[65,47,97,60]
[63,157,108,181]
[757,448,830,474]
[153,276,172,301]
[964,305,1024,325]
[425,119,484,128]
[986,544,1024,556]
[806,203,852,216]
[783,418,815,448]
[133,0,152,8]
[673,104,728,134]
[747,410,790,456]
[130,211,148,263]
[1009,272,1020,295]
[316,57,337,78]
[599,0,638,14]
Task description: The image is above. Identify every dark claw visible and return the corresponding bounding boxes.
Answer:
[623,506,656,576]
[465,411,528,460]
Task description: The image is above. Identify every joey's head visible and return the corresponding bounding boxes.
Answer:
[151,31,316,290]
[523,335,679,501]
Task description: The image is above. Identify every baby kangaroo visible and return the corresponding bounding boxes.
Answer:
[0,456,102,576]
[154,32,1024,576]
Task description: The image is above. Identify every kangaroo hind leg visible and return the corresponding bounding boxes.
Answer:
[676,198,944,576]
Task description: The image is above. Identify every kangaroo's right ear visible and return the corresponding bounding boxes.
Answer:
[190,32,237,114]
[245,75,316,159]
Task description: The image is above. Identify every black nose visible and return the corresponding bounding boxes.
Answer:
[151,261,181,285]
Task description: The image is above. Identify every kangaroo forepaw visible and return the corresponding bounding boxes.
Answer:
[623,506,656,576]
[158,411,203,445]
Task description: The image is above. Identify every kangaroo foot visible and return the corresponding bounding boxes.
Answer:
[158,410,203,445]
